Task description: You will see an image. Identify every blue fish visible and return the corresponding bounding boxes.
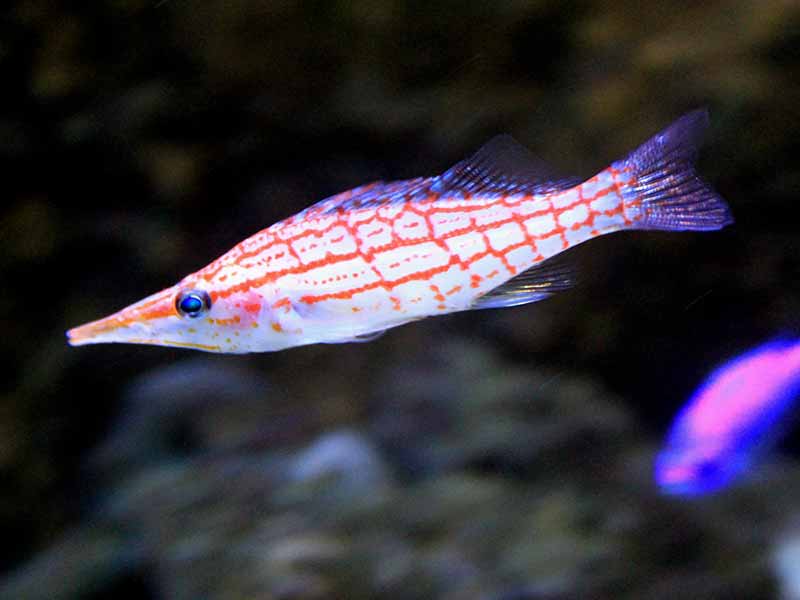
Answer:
[655,340,800,496]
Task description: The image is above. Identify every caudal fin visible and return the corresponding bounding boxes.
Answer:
[618,109,733,231]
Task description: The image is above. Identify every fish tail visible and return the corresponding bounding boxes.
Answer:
[616,109,733,231]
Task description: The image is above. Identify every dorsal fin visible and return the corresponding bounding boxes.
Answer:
[471,256,576,310]
[298,135,578,219]
[432,134,580,196]
[298,181,385,217]
[300,178,432,218]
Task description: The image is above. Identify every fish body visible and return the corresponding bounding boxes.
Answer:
[67,110,732,353]
[656,340,800,496]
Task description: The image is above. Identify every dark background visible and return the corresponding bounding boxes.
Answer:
[2,1,800,598]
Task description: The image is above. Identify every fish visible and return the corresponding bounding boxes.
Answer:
[655,340,800,496]
[67,109,732,353]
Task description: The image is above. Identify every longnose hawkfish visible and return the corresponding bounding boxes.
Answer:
[68,110,732,353]
[656,339,800,496]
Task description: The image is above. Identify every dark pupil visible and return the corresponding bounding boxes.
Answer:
[181,296,202,313]
[176,290,210,317]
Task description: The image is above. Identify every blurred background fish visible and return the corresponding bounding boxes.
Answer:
[656,339,800,496]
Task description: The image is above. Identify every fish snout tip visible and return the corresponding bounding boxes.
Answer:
[66,311,134,346]
[66,321,105,346]
[66,327,79,346]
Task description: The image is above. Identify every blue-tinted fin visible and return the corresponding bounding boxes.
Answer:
[301,135,578,218]
[300,177,436,217]
[619,109,733,231]
[299,181,383,216]
[350,330,387,343]
[471,256,576,310]
[433,134,580,197]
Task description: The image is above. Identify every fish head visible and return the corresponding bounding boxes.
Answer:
[654,438,747,496]
[66,274,281,353]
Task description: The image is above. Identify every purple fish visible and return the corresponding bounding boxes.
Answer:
[655,340,800,496]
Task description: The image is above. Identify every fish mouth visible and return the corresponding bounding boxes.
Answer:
[67,319,223,352]
[67,326,222,352]
[67,323,222,352]
[67,325,221,351]
[67,317,129,346]
[66,310,164,346]
[67,288,179,347]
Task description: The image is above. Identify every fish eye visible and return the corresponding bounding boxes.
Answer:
[175,289,212,318]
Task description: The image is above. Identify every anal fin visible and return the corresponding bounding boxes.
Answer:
[320,328,393,344]
[348,330,387,343]
[471,257,576,310]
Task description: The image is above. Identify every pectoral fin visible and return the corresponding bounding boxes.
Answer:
[471,257,576,310]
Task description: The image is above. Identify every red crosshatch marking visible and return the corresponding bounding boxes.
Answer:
[200,167,634,305]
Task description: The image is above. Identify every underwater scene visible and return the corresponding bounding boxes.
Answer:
[2,1,800,598]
